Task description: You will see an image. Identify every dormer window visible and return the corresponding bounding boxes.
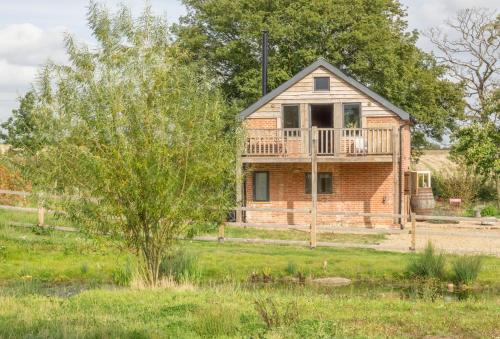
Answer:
[314,77,330,91]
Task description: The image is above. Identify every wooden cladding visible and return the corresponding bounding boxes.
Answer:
[244,128,394,158]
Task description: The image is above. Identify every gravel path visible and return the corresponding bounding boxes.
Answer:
[377,222,500,256]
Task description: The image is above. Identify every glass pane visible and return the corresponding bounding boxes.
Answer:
[319,173,332,193]
[254,172,268,201]
[283,105,299,129]
[343,104,361,128]
[314,77,330,91]
[305,173,311,194]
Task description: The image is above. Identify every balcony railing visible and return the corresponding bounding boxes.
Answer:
[243,128,394,158]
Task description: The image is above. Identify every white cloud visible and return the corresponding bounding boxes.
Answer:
[0,23,68,66]
[0,23,68,121]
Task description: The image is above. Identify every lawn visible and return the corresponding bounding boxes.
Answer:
[1,210,499,338]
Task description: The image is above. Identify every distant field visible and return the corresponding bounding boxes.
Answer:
[413,149,456,173]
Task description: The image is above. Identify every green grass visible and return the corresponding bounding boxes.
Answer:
[208,226,386,244]
[1,212,500,338]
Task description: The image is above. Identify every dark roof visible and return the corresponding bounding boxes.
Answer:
[238,58,410,121]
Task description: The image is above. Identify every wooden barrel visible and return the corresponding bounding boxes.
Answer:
[410,187,435,216]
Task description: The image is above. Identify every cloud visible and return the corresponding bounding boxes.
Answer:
[0,23,68,66]
[0,23,68,121]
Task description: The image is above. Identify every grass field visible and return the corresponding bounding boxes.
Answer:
[1,210,499,338]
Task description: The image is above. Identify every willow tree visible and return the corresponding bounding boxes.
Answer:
[20,2,236,285]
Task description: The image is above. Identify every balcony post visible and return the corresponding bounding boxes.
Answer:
[310,126,318,249]
[392,127,400,225]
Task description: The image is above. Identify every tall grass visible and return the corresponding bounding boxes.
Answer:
[452,256,482,285]
[159,249,200,282]
[406,242,446,280]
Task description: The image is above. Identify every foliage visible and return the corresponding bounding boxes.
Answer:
[0,91,42,152]
[0,162,27,205]
[431,167,481,204]
[254,296,299,329]
[11,2,236,286]
[159,249,200,282]
[175,0,464,146]
[450,122,500,206]
[406,242,446,280]
[452,256,482,285]
[480,205,499,217]
[429,9,499,207]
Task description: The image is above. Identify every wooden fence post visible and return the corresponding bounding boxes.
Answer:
[310,127,318,249]
[409,212,416,251]
[218,223,225,243]
[38,207,45,227]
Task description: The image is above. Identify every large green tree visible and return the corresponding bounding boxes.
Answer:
[15,2,236,286]
[0,90,42,151]
[174,0,464,145]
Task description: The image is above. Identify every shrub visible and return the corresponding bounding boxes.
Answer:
[112,259,134,287]
[452,256,482,285]
[432,168,480,204]
[480,205,499,217]
[192,303,240,337]
[406,242,446,280]
[159,249,200,282]
[254,296,299,329]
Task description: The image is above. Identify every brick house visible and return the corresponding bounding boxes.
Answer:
[235,58,411,229]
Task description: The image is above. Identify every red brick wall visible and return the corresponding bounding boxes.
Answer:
[246,118,277,129]
[244,162,396,227]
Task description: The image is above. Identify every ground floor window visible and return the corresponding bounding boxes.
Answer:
[305,172,333,194]
[253,171,269,201]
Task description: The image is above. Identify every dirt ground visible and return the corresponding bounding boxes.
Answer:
[376,221,500,256]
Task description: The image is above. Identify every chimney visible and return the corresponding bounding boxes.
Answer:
[261,30,268,96]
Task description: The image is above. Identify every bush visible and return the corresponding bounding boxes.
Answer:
[480,205,499,217]
[254,296,299,329]
[432,168,480,204]
[112,259,134,286]
[406,242,446,280]
[159,249,200,282]
[452,256,482,285]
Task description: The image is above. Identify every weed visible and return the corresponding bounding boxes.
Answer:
[452,255,482,285]
[406,242,446,280]
[112,259,134,287]
[285,261,298,276]
[254,296,299,329]
[31,225,53,236]
[80,263,89,275]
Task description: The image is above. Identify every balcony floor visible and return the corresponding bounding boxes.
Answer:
[241,154,394,163]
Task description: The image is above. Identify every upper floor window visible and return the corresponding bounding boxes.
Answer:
[314,77,330,91]
[343,103,361,128]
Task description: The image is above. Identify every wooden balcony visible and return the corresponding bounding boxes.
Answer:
[242,127,397,163]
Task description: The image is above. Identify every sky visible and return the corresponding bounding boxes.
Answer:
[0,0,497,123]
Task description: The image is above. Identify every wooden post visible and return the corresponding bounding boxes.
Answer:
[392,127,400,225]
[218,223,225,243]
[310,126,318,249]
[409,212,416,251]
[38,207,45,227]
